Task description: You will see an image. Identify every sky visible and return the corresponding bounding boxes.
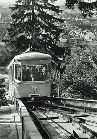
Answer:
[54,0,65,5]
[0,0,15,5]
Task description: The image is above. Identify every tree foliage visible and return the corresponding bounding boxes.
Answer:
[0,42,14,66]
[8,0,64,57]
[6,0,97,99]
[65,0,97,17]
[0,78,7,106]
[60,39,97,99]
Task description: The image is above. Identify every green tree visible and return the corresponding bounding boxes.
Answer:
[8,0,64,57]
[54,0,97,98]
[65,0,97,17]
[0,78,7,106]
[0,42,14,66]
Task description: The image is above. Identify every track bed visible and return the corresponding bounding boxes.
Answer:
[19,97,97,139]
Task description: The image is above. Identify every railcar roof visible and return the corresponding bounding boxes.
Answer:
[7,52,51,69]
[15,52,51,61]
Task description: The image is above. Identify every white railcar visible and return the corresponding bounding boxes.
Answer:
[7,52,51,102]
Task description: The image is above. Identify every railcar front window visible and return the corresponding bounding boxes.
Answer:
[22,65,32,81]
[22,64,50,81]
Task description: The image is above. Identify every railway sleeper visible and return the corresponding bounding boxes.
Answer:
[63,113,97,138]
[65,104,97,113]
[27,109,73,138]
[28,110,89,138]
[81,123,97,138]
[51,109,97,138]
[39,116,59,120]
[28,110,61,139]
[21,97,97,138]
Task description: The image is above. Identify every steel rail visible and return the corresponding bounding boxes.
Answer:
[38,108,72,138]
[36,105,97,139]
[26,106,53,139]
[38,109,74,139]
[24,101,72,139]
[20,96,97,138]
[53,107,97,138]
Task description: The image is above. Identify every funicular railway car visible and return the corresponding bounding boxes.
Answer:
[7,52,52,105]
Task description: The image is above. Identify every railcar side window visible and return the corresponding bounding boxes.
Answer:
[15,64,21,81]
[48,63,51,77]
[22,64,51,81]
[12,65,14,81]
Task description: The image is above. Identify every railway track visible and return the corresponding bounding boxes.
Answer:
[20,97,97,139]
